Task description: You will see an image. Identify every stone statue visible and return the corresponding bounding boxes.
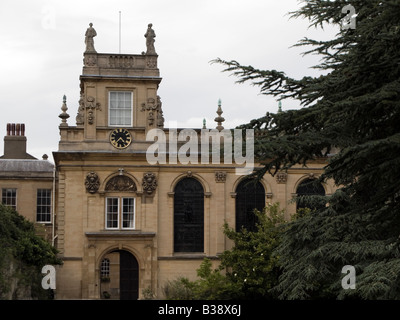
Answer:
[85,23,97,53]
[144,23,156,55]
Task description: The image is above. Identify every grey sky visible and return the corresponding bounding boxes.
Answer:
[0,0,338,160]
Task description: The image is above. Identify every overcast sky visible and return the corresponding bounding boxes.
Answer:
[0,0,338,160]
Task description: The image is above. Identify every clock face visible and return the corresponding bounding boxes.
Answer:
[110,128,132,149]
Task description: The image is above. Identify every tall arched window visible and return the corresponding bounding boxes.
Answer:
[296,178,326,211]
[235,179,265,232]
[174,177,204,252]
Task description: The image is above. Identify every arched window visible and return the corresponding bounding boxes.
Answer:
[174,178,204,252]
[296,178,326,211]
[235,179,265,232]
[105,175,137,229]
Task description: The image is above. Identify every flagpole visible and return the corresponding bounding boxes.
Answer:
[119,11,121,53]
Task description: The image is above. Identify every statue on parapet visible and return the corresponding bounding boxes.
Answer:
[144,23,156,55]
[85,23,97,53]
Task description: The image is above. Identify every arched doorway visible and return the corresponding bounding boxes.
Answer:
[100,250,139,300]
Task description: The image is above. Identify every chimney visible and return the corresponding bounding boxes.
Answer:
[2,123,36,159]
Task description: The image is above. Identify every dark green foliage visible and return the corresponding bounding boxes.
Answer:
[0,204,61,299]
[219,203,286,299]
[213,0,400,299]
[163,203,286,300]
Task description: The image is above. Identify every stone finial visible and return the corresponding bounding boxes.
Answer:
[85,23,97,53]
[202,118,206,129]
[59,95,70,127]
[278,101,282,113]
[214,99,225,131]
[144,23,157,55]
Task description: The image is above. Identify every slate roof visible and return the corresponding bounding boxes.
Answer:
[0,159,54,179]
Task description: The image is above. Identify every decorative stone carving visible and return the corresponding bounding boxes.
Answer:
[84,55,97,66]
[141,97,157,111]
[214,99,225,131]
[215,171,227,183]
[157,110,165,128]
[142,173,157,195]
[84,23,97,53]
[59,95,70,127]
[86,96,101,111]
[146,57,157,68]
[276,172,288,184]
[148,111,154,126]
[144,23,156,55]
[76,95,101,125]
[109,55,134,68]
[85,172,100,194]
[105,175,137,192]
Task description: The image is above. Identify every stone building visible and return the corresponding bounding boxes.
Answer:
[0,123,55,242]
[1,23,336,300]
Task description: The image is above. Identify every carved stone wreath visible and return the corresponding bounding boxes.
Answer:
[215,171,227,183]
[276,172,288,184]
[142,172,157,194]
[85,172,100,194]
[105,175,137,192]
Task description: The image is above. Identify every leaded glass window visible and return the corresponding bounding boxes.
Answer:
[174,178,204,252]
[235,179,265,232]
[296,178,326,211]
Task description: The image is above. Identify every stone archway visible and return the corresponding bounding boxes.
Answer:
[99,250,139,300]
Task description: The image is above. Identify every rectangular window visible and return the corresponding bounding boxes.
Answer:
[37,189,52,223]
[122,198,135,229]
[2,188,17,210]
[106,197,119,229]
[106,197,135,229]
[109,91,133,126]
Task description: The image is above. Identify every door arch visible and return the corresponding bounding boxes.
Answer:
[99,249,139,300]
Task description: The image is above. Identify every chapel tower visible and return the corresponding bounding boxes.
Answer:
[54,23,164,300]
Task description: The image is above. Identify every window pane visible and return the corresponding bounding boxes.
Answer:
[106,198,119,229]
[2,188,17,210]
[122,198,135,229]
[100,258,110,277]
[109,91,132,126]
[37,189,51,223]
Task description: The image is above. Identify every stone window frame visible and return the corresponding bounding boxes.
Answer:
[105,196,136,230]
[108,91,133,127]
